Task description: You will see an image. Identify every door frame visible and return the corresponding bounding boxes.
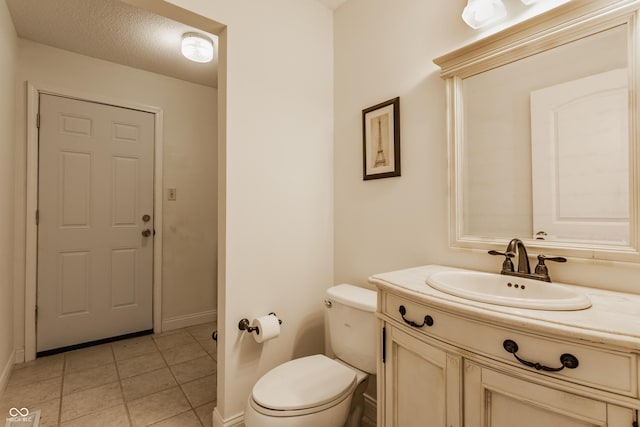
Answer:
[24,81,164,361]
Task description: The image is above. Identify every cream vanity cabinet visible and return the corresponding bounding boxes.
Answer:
[373,266,640,427]
[382,322,462,427]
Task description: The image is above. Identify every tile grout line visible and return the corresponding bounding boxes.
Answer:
[112,343,135,427]
[56,353,66,427]
[148,330,205,427]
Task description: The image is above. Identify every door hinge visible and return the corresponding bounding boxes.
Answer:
[382,326,386,364]
[35,210,39,225]
[36,113,40,129]
[35,304,38,320]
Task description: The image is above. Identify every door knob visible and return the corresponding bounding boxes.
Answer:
[142,214,151,222]
[141,229,152,237]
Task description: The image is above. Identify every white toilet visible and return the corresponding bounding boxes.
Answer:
[244,284,377,427]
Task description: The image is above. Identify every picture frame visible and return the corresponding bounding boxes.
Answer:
[362,97,401,180]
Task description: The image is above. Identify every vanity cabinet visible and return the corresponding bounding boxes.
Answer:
[373,266,640,427]
[382,323,462,427]
[464,362,634,427]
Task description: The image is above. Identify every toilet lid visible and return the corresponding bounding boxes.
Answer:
[252,354,357,411]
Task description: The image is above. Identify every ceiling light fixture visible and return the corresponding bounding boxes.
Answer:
[462,0,507,29]
[520,0,539,4]
[181,32,214,63]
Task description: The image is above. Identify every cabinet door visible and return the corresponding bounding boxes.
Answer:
[464,361,633,427]
[383,325,462,427]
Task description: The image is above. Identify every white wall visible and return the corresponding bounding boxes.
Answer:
[12,39,218,357]
[161,0,334,424]
[0,0,17,393]
[334,0,640,301]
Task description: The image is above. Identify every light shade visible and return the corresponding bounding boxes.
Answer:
[462,0,507,29]
[520,0,538,4]
[181,32,214,63]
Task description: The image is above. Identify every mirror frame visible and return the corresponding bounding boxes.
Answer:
[434,0,640,262]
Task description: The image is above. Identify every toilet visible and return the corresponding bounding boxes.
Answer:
[244,284,377,427]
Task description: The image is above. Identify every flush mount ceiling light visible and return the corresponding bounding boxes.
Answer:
[520,0,539,4]
[462,0,507,29]
[181,32,214,63]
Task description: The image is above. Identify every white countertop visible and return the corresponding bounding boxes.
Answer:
[369,265,640,351]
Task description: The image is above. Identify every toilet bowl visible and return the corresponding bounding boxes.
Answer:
[244,284,377,427]
[244,354,368,427]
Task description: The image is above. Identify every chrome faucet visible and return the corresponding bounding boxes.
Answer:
[489,238,567,282]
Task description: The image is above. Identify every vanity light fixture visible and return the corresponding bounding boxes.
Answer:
[462,0,507,29]
[181,32,214,63]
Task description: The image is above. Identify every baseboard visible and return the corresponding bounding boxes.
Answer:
[14,348,25,364]
[212,407,244,427]
[363,392,377,427]
[0,350,16,398]
[161,309,217,332]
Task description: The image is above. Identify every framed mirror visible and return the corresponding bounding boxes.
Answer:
[434,0,640,261]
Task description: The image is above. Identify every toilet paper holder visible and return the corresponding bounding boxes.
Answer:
[238,312,282,334]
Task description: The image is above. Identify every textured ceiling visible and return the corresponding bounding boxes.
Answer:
[6,0,218,88]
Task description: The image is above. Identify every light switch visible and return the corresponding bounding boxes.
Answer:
[167,188,177,201]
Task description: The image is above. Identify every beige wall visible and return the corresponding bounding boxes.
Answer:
[0,0,17,391]
[163,0,334,424]
[334,0,640,299]
[12,39,218,357]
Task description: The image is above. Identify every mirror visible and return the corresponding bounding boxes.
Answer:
[434,1,639,261]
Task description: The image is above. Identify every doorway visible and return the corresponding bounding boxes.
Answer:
[24,84,165,360]
[36,93,156,354]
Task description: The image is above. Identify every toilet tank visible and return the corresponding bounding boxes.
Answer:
[325,284,377,374]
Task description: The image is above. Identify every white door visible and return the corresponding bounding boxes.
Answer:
[530,69,629,244]
[37,94,154,353]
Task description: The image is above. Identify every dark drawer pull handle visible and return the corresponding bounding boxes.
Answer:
[399,305,434,328]
[503,339,579,372]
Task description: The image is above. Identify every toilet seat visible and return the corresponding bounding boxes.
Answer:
[250,354,357,417]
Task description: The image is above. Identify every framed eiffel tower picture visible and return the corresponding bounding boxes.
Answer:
[362,97,401,180]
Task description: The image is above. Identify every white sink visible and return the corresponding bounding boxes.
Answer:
[426,270,591,311]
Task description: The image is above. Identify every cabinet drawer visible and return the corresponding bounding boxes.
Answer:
[382,292,638,397]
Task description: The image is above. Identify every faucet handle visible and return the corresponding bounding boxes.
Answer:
[488,250,515,272]
[534,254,567,281]
[537,254,567,264]
[488,250,514,258]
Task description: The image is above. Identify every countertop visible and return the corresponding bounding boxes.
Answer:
[369,265,640,351]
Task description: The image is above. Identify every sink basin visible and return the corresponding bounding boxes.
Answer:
[426,270,591,311]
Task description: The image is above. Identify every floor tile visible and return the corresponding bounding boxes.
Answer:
[63,363,118,396]
[121,368,177,402]
[60,381,122,422]
[127,386,191,427]
[0,376,62,410]
[181,374,216,408]
[64,345,114,374]
[186,323,216,341]
[196,339,216,360]
[112,336,158,361]
[149,409,202,426]
[169,356,215,384]
[153,332,197,351]
[116,352,167,379]
[194,402,215,427]
[8,355,64,387]
[2,322,217,427]
[159,343,207,366]
[60,403,130,427]
[0,397,61,427]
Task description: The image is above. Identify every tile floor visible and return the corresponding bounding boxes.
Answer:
[0,322,217,427]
